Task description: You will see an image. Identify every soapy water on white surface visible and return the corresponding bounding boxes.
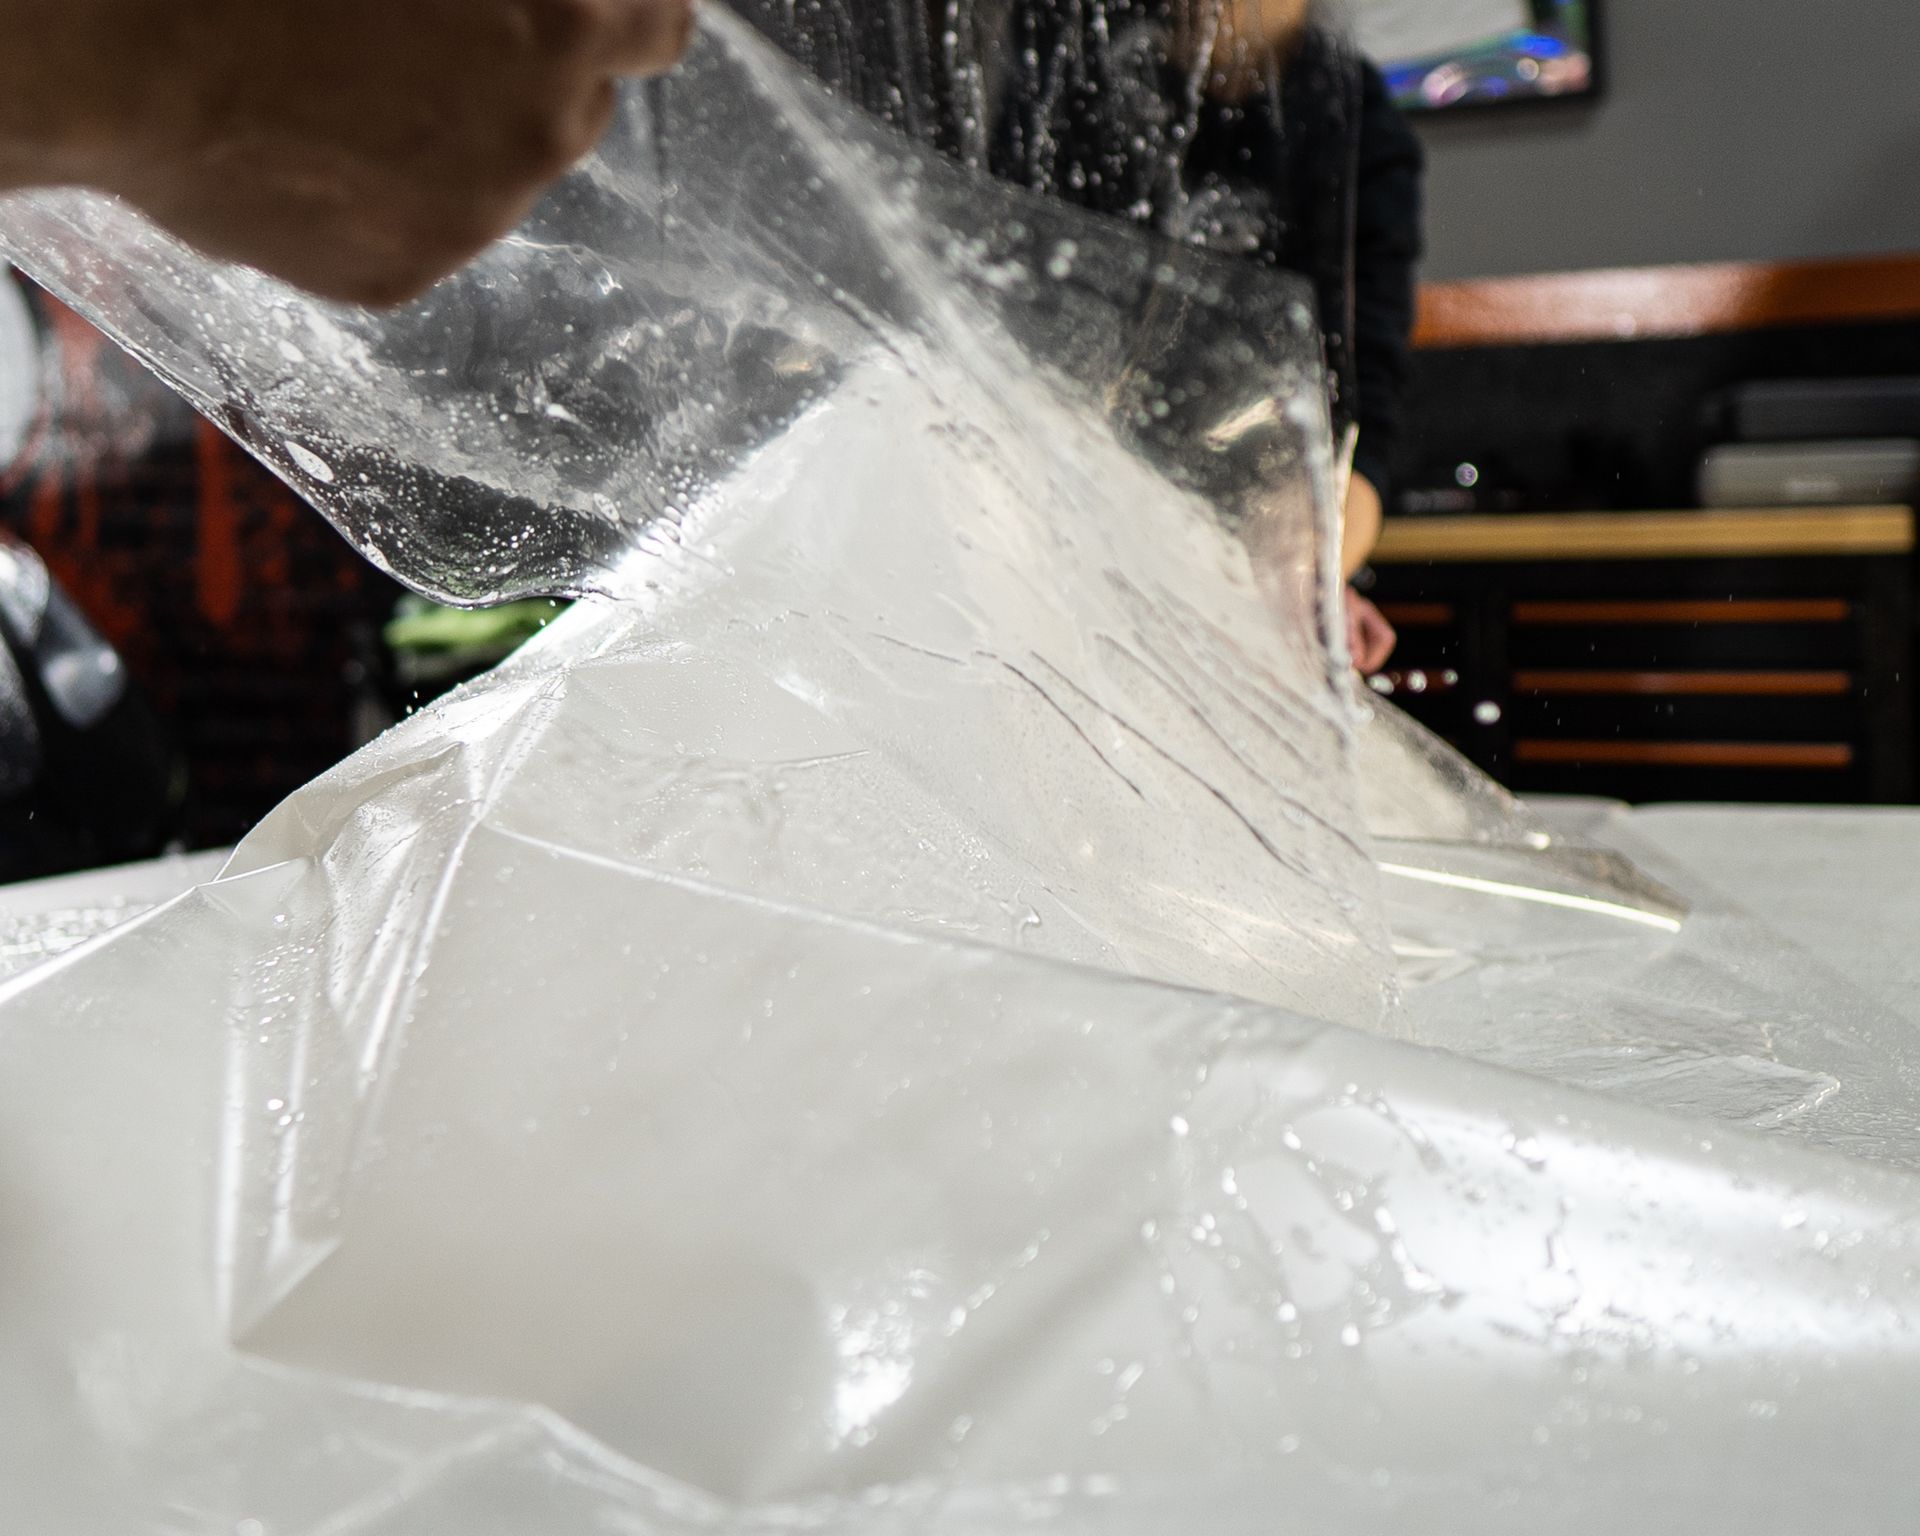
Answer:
[0,901,143,978]
[1,7,1919,1532]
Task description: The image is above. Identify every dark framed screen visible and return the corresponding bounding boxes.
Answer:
[1355,0,1598,113]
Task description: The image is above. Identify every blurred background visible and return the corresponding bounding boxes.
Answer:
[1357,0,1920,807]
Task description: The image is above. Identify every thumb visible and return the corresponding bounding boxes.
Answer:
[602,0,697,76]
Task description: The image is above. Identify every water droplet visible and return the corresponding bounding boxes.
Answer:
[283,440,336,484]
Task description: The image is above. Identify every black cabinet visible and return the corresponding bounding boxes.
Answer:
[1366,508,1915,804]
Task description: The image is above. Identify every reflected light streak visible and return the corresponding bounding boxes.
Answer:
[1378,861,1684,933]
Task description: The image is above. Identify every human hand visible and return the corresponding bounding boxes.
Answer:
[0,0,694,305]
[1344,588,1397,676]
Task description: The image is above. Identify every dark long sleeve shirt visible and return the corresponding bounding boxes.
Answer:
[993,18,1426,499]
[1348,59,1425,502]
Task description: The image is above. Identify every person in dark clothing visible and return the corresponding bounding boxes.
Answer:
[1343,55,1426,671]
[1345,58,1427,552]
[993,0,1424,669]
[737,0,1424,662]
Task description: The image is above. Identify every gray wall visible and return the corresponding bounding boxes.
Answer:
[1413,0,1920,280]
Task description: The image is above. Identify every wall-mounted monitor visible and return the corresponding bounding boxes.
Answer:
[1351,0,1598,113]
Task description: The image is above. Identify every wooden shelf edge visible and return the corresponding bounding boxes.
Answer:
[1513,670,1854,698]
[1510,599,1854,625]
[1415,252,1920,349]
[1514,740,1856,771]
[1373,505,1916,565]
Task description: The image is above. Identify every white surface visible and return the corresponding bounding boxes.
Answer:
[11,806,1912,1028]
[18,808,1903,1012]
[1618,804,1920,1033]
[0,847,228,919]
[0,275,38,471]
[0,10,1915,1529]
[2,667,1917,1533]
[0,849,230,982]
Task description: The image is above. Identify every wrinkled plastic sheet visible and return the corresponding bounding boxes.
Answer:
[1355,697,1920,1164]
[2,10,1919,1533]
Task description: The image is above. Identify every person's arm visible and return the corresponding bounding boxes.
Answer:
[1341,470,1383,580]
[0,0,691,306]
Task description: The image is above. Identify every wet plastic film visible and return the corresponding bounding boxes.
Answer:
[0,6,1916,1533]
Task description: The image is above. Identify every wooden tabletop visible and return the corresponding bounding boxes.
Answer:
[1372,505,1916,565]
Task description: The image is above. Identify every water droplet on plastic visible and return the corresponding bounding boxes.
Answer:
[283,440,336,484]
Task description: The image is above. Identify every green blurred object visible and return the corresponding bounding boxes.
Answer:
[384,597,567,688]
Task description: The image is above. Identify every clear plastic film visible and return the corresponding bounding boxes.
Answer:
[1350,686,1920,1162]
[0,5,1346,610]
[3,5,1393,1020]
[0,5,1918,1533]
